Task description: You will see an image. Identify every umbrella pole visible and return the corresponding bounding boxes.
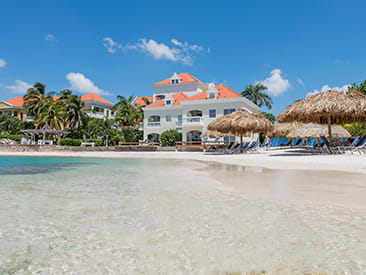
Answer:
[327,116,332,147]
[240,133,243,153]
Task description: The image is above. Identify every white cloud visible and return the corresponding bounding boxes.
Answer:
[306,84,350,97]
[103,37,122,53]
[45,34,57,41]
[297,78,304,86]
[258,69,290,96]
[66,72,111,96]
[0,59,6,68]
[102,37,205,65]
[4,80,32,94]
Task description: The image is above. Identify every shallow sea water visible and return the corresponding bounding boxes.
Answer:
[1,156,366,274]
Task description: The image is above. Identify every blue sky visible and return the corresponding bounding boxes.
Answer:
[1,0,365,115]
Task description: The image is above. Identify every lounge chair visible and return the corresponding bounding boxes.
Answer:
[350,135,366,154]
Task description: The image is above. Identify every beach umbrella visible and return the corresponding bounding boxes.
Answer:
[207,109,273,152]
[200,130,229,138]
[287,123,351,139]
[277,90,366,145]
[268,122,302,137]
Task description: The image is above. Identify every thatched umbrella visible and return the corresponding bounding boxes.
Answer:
[268,122,302,137]
[277,90,366,145]
[207,109,273,152]
[287,123,351,139]
[201,130,230,138]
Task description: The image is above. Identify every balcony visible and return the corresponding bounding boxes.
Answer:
[147,122,161,127]
[183,116,204,126]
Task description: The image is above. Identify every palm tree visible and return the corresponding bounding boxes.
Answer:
[58,89,86,130]
[36,101,67,130]
[113,95,142,127]
[242,84,273,109]
[23,82,56,118]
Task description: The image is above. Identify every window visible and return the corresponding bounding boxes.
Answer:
[166,115,172,122]
[177,115,182,125]
[166,100,171,105]
[208,93,215,99]
[224,108,235,115]
[209,109,216,118]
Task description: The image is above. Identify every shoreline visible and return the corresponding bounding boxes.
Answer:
[1,149,366,174]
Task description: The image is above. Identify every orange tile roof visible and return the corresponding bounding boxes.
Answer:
[146,99,165,108]
[80,93,113,105]
[216,84,242,99]
[187,84,242,101]
[133,96,153,108]
[5,96,25,107]
[172,92,190,105]
[153,73,200,86]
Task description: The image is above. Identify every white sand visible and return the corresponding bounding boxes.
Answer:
[1,149,366,174]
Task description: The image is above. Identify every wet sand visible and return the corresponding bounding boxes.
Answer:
[1,148,366,174]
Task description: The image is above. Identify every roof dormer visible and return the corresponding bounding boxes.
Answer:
[207,83,219,99]
[170,72,181,85]
[165,94,174,106]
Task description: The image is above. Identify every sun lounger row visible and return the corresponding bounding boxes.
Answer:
[205,141,260,154]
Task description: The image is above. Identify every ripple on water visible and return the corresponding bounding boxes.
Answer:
[0,157,366,274]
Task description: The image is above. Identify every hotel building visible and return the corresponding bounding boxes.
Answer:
[141,73,260,142]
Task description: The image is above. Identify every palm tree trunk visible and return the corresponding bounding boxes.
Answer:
[240,133,243,153]
[327,116,332,147]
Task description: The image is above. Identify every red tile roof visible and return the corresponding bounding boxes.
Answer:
[187,84,242,101]
[4,93,113,107]
[216,84,242,99]
[145,93,190,108]
[153,73,200,86]
[5,96,25,107]
[172,92,190,105]
[145,84,242,108]
[80,93,113,105]
[132,96,153,108]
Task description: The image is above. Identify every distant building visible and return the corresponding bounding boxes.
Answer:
[0,96,31,121]
[0,92,115,121]
[81,93,115,119]
[141,73,260,142]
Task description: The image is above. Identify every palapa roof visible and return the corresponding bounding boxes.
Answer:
[207,109,273,135]
[268,122,302,137]
[277,90,366,124]
[287,123,351,138]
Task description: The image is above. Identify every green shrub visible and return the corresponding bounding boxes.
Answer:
[60,138,104,147]
[121,126,142,142]
[159,129,182,147]
[111,135,122,145]
[60,139,83,146]
[0,134,24,142]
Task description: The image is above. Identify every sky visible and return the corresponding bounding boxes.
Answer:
[1,0,366,115]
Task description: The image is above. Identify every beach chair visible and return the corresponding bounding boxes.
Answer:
[228,143,242,154]
[351,135,366,154]
[243,141,257,153]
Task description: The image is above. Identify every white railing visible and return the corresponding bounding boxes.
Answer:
[147,122,160,127]
[183,116,203,125]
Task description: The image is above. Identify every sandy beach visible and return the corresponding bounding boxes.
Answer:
[1,148,365,174]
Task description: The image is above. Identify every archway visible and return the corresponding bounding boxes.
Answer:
[147,133,160,142]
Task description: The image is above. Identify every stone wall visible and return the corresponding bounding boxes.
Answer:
[0,144,162,152]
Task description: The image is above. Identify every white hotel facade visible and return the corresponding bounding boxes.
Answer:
[140,73,260,142]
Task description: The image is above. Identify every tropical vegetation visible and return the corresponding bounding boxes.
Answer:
[159,129,182,147]
[242,84,273,109]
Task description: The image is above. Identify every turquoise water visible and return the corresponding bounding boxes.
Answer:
[1,156,366,274]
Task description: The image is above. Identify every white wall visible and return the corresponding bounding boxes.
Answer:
[152,82,207,101]
[143,97,260,142]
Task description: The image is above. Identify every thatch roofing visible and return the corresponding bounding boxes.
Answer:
[207,109,273,136]
[201,130,228,138]
[277,90,366,124]
[268,122,302,137]
[287,123,351,138]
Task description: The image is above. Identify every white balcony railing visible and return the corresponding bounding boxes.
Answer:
[183,116,203,125]
[147,122,161,127]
